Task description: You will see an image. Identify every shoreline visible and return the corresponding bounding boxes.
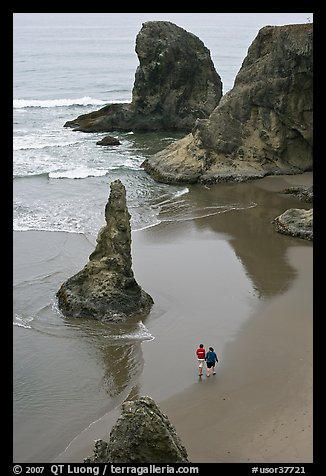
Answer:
[55,244,312,463]
[160,245,312,463]
[53,173,313,463]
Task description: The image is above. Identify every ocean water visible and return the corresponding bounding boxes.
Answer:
[13,12,312,233]
[13,12,312,463]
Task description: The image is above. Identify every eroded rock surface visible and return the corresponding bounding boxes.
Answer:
[282,186,313,202]
[56,180,153,321]
[272,208,313,240]
[64,21,222,132]
[142,23,313,184]
[96,135,121,146]
[84,396,189,463]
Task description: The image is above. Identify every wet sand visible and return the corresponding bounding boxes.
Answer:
[160,246,313,463]
[53,172,313,463]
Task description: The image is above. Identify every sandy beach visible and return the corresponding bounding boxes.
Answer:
[48,172,313,464]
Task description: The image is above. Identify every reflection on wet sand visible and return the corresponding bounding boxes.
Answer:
[98,339,144,399]
[158,176,312,298]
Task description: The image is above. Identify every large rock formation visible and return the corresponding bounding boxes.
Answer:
[142,23,313,184]
[272,208,313,240]
[64,21,222,132]
[56,180,153,321]
[84,396,189,463]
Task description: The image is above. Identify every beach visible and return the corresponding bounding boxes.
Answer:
[45,172,313,464]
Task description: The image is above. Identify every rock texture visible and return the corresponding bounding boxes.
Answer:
[282,185,313,202]
[142,23,313,184]
[64,21,222,132]
[84,396,189,463]
[272,208,313,240]
[56,180,153,321]
[96,135,121,146]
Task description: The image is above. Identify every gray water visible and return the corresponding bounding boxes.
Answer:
[13,12,312,233]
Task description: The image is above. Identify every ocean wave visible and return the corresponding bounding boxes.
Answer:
[49,168,108,179]
[13,218,161,234]
[13,96,107,109]
[13,171,50,179]
[49,161,143,178]
[13,134,82,150]
[13,219,87,234]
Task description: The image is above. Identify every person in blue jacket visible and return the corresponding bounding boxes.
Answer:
[205,346,218,377]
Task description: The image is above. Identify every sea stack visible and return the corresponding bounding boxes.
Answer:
[64,21,222,132]
[84,396,190,463]
[142,23,313,184]
[56,180,153,321]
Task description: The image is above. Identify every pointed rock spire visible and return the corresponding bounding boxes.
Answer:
[56,180,153,321]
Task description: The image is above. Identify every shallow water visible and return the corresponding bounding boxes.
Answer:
[13,176,312,462]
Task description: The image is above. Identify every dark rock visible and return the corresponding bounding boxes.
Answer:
[142,23,313,184]
[282,186,313,202]
[96,135,121,146]
[84,396,189,463]
[64,21,222,132]
[56,180,153,321]
[272,208,313,240]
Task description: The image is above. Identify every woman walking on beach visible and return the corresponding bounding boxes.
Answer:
[205,347,218,377]
[196,344,206,377]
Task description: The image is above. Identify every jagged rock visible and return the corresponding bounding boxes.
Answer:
[142,23,313,184]
[282,186,313,202]
[84,440,109,463]
[64,21,222,132]
[56,180,153,321]
[96,135,121,146]
[84,396,189,463]
[272,208,313,240]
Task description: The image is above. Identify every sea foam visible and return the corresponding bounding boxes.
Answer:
[13,96,107,109]
[49,167,108,179]
[13,314,34,329]
[103,321,154,342]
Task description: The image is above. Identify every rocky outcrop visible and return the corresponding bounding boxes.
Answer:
[96,135,121,146]
[272,208,313,240]
[84,396,189,463]
[282,185,313,202]
[64,21,222,132]
[56,180,153,321]
[142,23,313,184]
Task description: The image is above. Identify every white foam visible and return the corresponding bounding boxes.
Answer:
[174,187,189,198]
[103,321,154,342]
[133,220,161,232]
[13,96,107,109]
[13,314,34,329]
[153,187,189,208]
[49,168,108,179]
[13,135,81,151]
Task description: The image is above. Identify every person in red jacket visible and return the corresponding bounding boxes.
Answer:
[196,344,206,377]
